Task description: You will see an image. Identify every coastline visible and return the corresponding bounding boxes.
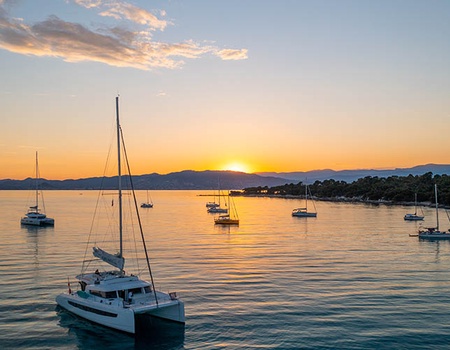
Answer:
[230,192,447,209]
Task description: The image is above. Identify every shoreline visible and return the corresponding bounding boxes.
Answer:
[230,193,449,209]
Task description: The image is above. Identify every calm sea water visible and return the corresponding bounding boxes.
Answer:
[1,190,450,349]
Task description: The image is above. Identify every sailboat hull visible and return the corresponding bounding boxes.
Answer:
[404,214,424,221]
[214,218,239,225]
[292,209,317,217]
[56,292,136,333]
[56,292,185,334]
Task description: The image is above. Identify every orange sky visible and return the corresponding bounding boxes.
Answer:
[1,1,449,180]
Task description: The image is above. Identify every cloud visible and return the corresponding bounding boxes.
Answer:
[75,0,168,31]
[0,1,247,70]
[216,48,249,61]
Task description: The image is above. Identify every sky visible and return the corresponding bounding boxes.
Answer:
[1,0,450,180]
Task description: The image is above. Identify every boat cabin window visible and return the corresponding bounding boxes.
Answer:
[129,287,142,295]
[90,290,117,299]
[105,291,117,299]
[144,286,151,293]
[90,290,102,298]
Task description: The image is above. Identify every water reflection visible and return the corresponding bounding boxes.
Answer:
[418,239,450,263]
[22,224,54,234]
[56,307,185,350]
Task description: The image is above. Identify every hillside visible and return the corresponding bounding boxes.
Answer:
[0,170,290,190]
[1,164,449,190]
[256,164,450,183]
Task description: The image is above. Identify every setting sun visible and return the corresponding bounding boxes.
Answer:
[222,162,251,173]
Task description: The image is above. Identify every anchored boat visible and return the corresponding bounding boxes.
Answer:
[56,97,185,334]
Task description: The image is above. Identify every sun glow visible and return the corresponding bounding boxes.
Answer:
[222,162,251,173]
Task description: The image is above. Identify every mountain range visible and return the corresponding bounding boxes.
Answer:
[1,164,449,190]
[256,164,450,183]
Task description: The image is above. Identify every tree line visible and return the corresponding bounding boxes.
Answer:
[238,172,450,206]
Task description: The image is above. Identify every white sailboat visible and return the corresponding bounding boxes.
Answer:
[404,192,424,221]
[56,97,185,334]
[206,186,219,209]
[417,184,450,239]
[141,190,153,208]
[20,152,54,226]
[207,180,227,213]
[214,191,239,225]
[292,183,317,218]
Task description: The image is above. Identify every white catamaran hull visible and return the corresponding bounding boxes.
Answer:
[56,293,135,333]
[21,216,54,226]
[56,292,184,334]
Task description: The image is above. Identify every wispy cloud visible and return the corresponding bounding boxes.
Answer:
[0,0,248,70]
[75,0,168,31]
[216,48,249,61]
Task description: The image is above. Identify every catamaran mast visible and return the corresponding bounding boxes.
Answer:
[116,96,123,261]
[35,151,39,209]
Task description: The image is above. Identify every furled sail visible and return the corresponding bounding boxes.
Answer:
[93,246,125,270]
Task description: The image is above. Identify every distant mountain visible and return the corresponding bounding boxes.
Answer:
[0,170,291,190]
[2,164,449,190]
[256,164,450,183]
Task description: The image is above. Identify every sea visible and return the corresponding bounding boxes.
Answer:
[1,190,450,349]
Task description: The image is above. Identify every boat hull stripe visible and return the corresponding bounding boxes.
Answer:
[68,300,118,318]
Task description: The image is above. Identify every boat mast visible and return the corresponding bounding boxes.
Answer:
[35,151,39,209]
[435,184,439,231]
[305,181,308,210]
[414,192,417,215]
[116,96,123,261]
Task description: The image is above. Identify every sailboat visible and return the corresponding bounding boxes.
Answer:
[140,190,153,208]
[292,183,317,217]
[20,152,54,226]
[404,193,424,221]
[207,180,227,213]
[56,97,185,334]
[206,186,219,209]
[417,184,450,239]
[207,190,228,213]
[214,191,239,225]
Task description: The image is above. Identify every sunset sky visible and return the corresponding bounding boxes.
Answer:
[1,0,449,180]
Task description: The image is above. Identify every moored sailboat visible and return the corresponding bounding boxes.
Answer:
[417,184,450,239]
[292,183,317,218]
[20,152,54,226]
[207,181,227,213]
[404,192,424,221]
[56,97,185,334]
[214,191,239,225]
[141,190,153,208]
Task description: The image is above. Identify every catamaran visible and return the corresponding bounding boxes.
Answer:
[20,152,54,226]
[56,97,185,334]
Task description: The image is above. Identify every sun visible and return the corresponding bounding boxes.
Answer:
[222,162,251,173]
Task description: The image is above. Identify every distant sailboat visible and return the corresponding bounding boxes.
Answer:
[20,152,54,226]
[292,183,317,218]
[404,193,424,221]
[417,184,450,239]
[207,181,228,213]
[214,191,239,225]
[141,190,153,208]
